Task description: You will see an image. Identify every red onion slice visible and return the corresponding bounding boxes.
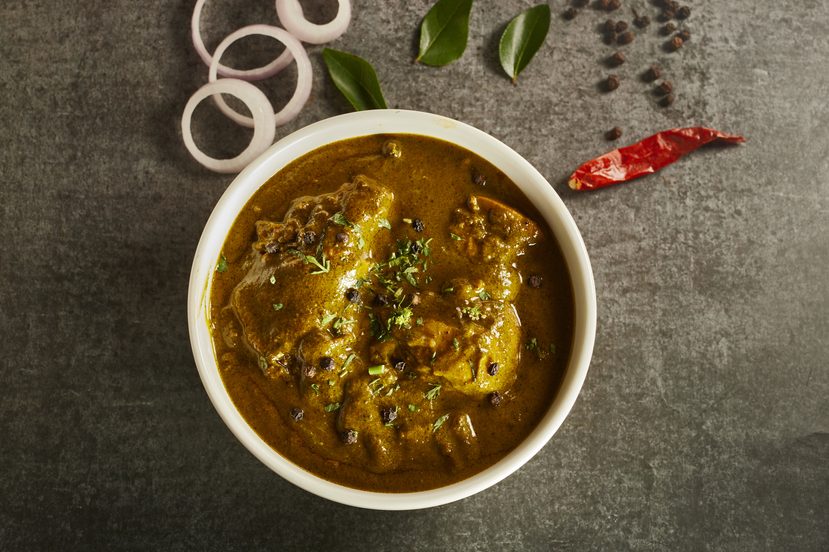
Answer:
[181,79,276,173]
[208,25,312,129]
[275,0,351,44]
[192,0,293,81]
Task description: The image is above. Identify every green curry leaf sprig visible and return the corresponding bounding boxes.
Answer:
[322,48,387,111]
[499,4,551,84]
[416,0,474,66]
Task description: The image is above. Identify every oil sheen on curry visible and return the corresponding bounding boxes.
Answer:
[210,135,574,492]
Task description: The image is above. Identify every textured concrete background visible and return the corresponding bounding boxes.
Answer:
[1,0,827,550]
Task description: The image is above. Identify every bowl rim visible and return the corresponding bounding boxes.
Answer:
[188,109,596,510]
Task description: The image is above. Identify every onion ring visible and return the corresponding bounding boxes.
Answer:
[208,24,312,129]
[192,0,293,81]
[275,0,351,44]
[181,79,276,173]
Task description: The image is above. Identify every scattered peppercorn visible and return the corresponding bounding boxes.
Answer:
[345,288,360,303]
[603,31,617,45]
[606,126,623,140]
[669,35,684,51]
[678,29,691,42]
[676,5,690,20]
[633,14,650,28]
[340,429,358,445]
[615,21,628,33]
[290,407,304,421]
[660,93,675,107]
[603,19,616,33]
[335,232,348,243]
[412,218,425,232]
[644,64,662,81]
[617,30,634,45]
[607,0,621,11]
[562,7,577,19]
[661,22,677,35]
[319,356,335,371]
[604,74,620,92]
[471,169,487,186]
[393,360,407,372]
[302,231,316,245]
[489,391,503,407]
[572,0,589,6]
[380,406,398,424]
[660,10,675,22]
[487,362,500,376]
[609,51,625,66]
[656,80,673,95]
[528,274,543,288]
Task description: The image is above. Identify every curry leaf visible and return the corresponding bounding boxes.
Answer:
[499,4,550,83]
[416,0,474,67]
[322,48,387,111]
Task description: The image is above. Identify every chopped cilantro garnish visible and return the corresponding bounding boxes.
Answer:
[449,232,463,241]
[461,305,483,321]
[330,212,350,226]
[379,218,391,230]
[408,404,419,412]
[367,365,385,376]
[272,303,284,311]
[319,312,337,326]
[310,383,320,395]
[425,383,441,401]
[525,337,548,360]
[387,306,413,330]
[324,402,340,412]
[290,249,330,274]
[432,413,450,432]
[416,317,424,326]
[341,353,357,373]
[216,255,228,273]
[452,337,460,351]
[477,289,492,301]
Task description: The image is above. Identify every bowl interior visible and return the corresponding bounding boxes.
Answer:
[188,109,596,510]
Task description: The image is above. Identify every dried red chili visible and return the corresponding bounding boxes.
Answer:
[568,127,745,191]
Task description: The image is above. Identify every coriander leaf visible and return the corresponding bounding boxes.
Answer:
[310,383,320,395]
[324,402,341,413]
[379,218,392,230]
[425,383,441,401]
[272,303,284,311]
[322,48,387,111]
[417,0,474,67]
[461,305,483,320]
[449,232,463,241]
[499,4,551,83]
[477,289,492,301]
[432,413,450,432]
[216,255,228,273]
[408,404,419,412]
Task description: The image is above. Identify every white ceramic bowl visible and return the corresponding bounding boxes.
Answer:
[188,109,596,510]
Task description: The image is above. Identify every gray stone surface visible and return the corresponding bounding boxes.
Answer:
[1,0,827,549]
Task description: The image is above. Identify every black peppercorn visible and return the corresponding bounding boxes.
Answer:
[609,51,625,66]
[290,407,304,422]
[603,19,616,33]
[669,35,684,51]
[606,0,621,11]
[340,429,358,445]
[615,21,628,33]
[617,30,634,45]
[562,7,577,19]
[633,14,650,28]
[678,29,691,42]
[335,232,348,243]
[661,22,677,35]
[393,360,407,372]
[676,6,690,20]
[487,362,499,376]
[319,356,335,371]
[302,231,316,245]
[345,288,360,303]
[603,31,617,45]
[604,74,620,92]
[489,392,502,407]
[380,407,398,424]
[528,274,543,288]
[644,64,662,81]
[412,218,425,232]
[471,169,487,186]
[656,80,673,95]
[660,9,675,22]
[660,93,675,107]
[606,126,623,141]
[572,0,589,6]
